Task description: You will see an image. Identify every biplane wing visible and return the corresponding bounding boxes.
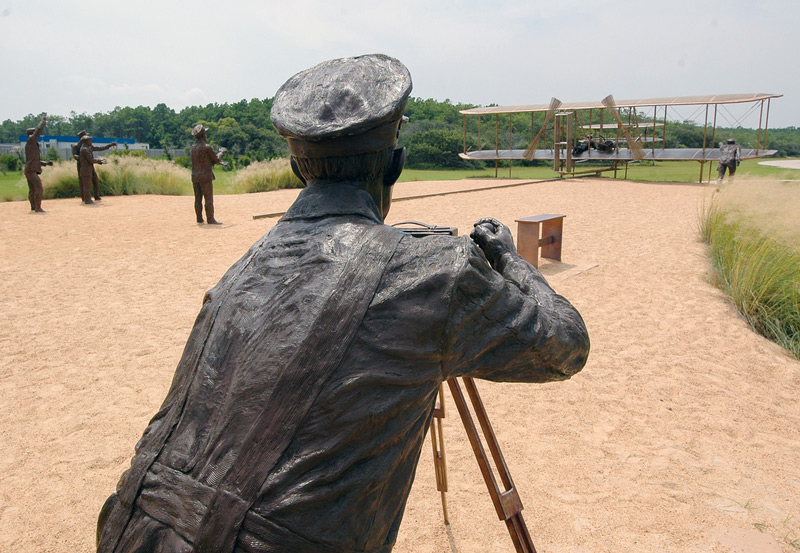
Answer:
[459,147,777,162]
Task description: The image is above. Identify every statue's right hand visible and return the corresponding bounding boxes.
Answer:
[470,217,516,270]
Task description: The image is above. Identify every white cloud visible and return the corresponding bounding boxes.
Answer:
[1,0,798,126]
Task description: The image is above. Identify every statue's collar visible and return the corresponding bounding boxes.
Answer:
[280,182,383,224]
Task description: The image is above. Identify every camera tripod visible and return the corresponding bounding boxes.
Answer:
[389,223,537,552]
[429,377,538,553]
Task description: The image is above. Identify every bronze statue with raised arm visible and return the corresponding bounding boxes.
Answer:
[24,115,52,212]
[96,54,589,553]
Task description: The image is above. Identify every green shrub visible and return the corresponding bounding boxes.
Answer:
[701,183,800,359]
[0,153,21,173]
[45,147,62,162]
[233,158,304,193]
[109,149,147,158]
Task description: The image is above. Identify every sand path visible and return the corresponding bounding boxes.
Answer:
[1,178,798,552]
[758,160,800,170]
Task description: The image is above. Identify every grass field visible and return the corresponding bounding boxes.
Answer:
[3,159,799,202]
[399,159,800,183]
[0,172,28,201]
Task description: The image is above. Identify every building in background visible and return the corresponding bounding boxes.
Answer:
[11,135,186,160]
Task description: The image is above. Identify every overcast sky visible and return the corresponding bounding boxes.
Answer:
[2,0,797,128]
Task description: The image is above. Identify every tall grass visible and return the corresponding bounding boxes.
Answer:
[700,179,800,359]
[233,158,304,193]
[42,157,191,199]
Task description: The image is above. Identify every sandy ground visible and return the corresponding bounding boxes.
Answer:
[1,178,799,553]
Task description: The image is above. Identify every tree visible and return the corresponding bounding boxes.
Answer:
[0,152,21,174]
[403,128,472,169]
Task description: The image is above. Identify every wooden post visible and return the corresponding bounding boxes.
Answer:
[756,99,765,153]
[652,106,657,155]
[708,105,718,183]
[495,114,499,155]
[762,98,772,154]
[463,114,467,155]
[700,104,710,183]
[509,114,513,178]
[430,384,448,524]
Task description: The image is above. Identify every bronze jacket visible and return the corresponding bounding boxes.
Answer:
[191,140,221,183]
[24,122,45,175]
[98,182,589,553]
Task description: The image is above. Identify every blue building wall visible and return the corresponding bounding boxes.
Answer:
[18,135,135,144]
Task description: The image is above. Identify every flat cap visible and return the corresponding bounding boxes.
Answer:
[191,124,206,137]
[77,130,88,138]
[271,54,412,158]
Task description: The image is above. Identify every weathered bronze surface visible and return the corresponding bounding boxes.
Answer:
[76,134,116,204]
[97,54,589,553]
[190,125,227,224]
[24,115,50,212]
[717,139,741,183]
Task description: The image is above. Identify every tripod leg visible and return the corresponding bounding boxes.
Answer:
[447,377,538,553]
[430,383,449,524]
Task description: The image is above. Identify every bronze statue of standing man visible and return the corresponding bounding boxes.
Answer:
[72,130,88,181]
[190,124,227,224]
[717,138,741,185]
[78,135,109,204]
[74,132,116,202]
[24,114,52,213]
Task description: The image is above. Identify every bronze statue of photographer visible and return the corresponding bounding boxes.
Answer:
[97,54,589,553]
[190,124,227,224]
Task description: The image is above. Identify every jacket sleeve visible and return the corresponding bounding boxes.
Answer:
[32,118,46,140]
[206,145,222,165]
[442,238,589,382]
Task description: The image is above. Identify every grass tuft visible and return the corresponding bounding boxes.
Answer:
[42,158,192,199]
[232,158,304,193]
[700,179,800,359]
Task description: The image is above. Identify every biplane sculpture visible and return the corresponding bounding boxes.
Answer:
[458,93,781,181]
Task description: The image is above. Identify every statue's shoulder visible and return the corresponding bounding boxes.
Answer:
[391,232,471,273]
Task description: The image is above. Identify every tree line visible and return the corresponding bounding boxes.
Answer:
[2,98,799,171]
